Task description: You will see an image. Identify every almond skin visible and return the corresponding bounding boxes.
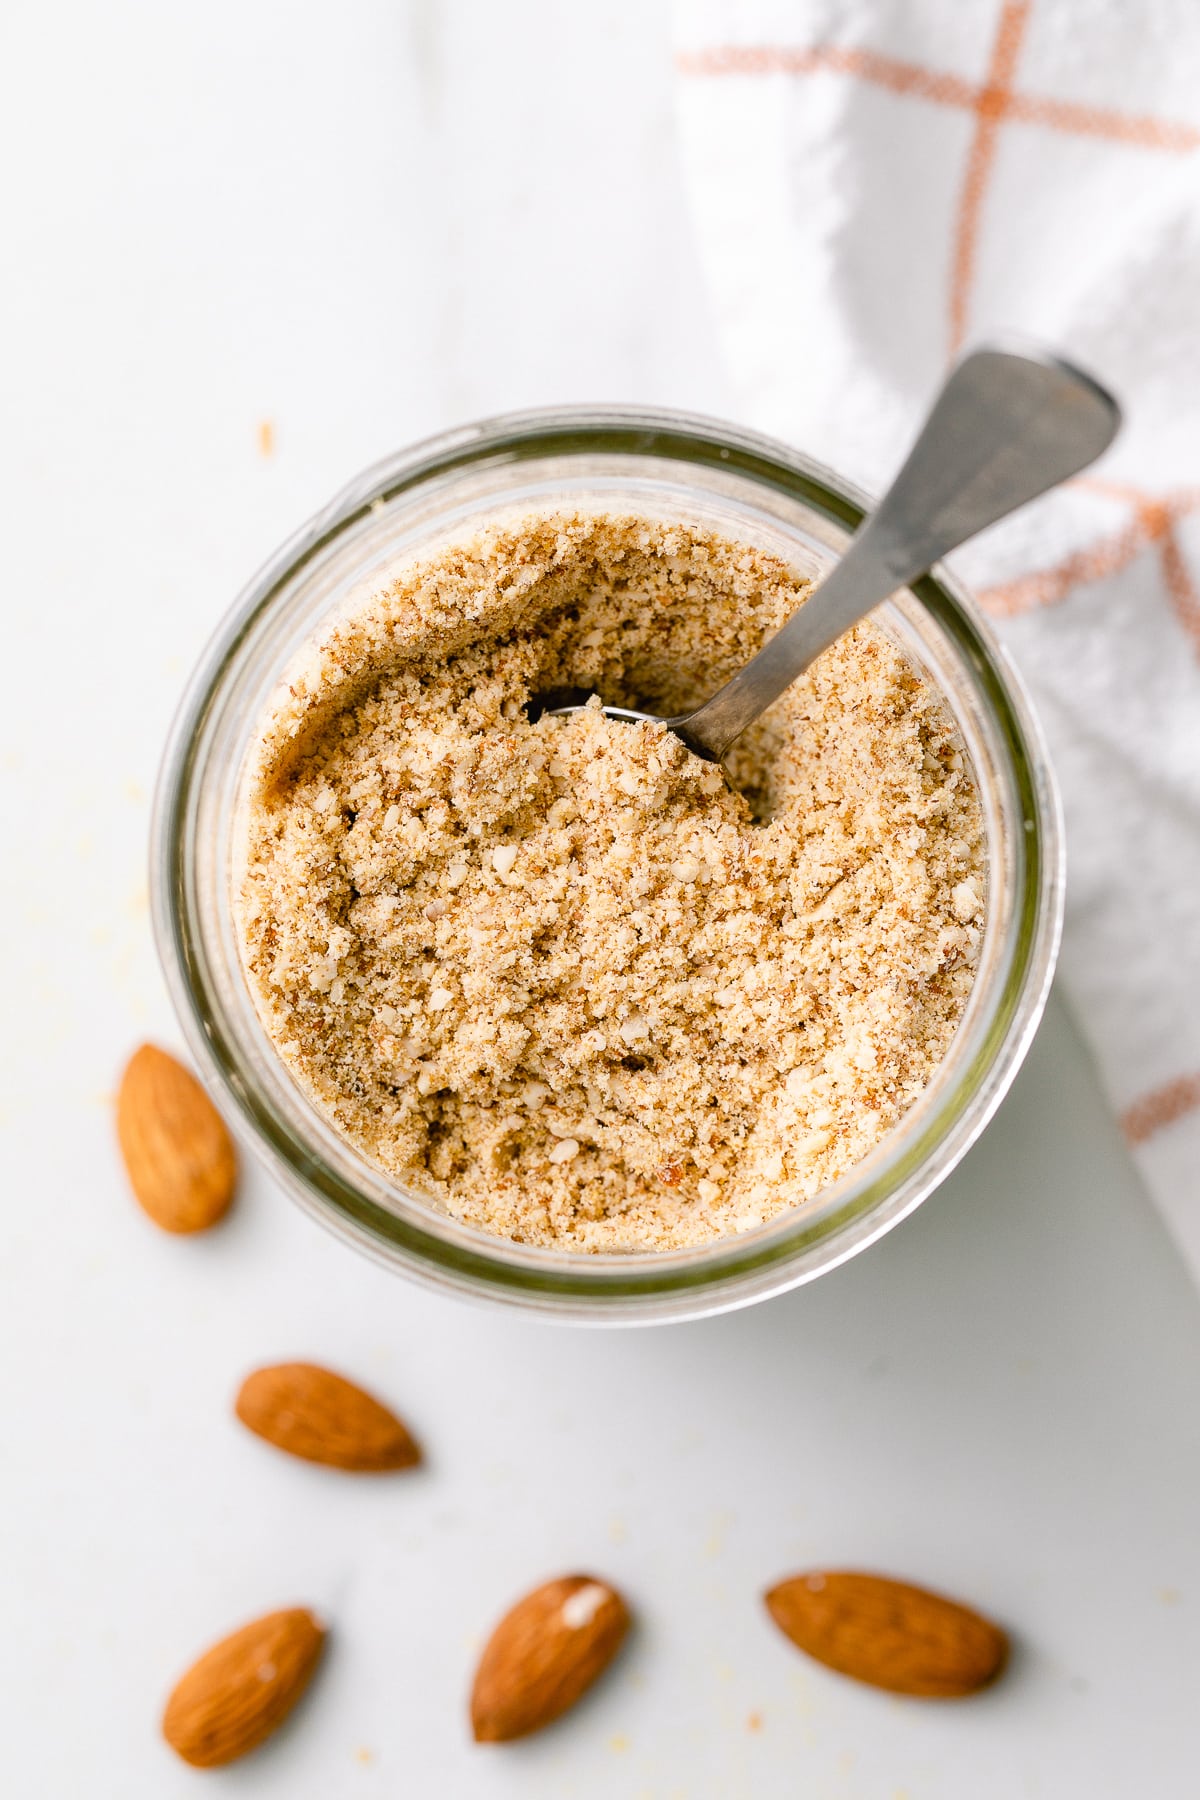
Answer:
[471,1574,630,1742]
[162,1607,326,1768]
[116,1044,236,1233]
[764,1570,1008,1698]
[235,1363,421,1473]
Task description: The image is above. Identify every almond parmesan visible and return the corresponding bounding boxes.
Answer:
[234,510,983,1252]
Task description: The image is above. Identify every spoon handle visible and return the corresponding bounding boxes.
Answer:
[676,344,1120,763]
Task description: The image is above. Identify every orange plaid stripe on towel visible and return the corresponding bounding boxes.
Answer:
[675,0,1200,1271]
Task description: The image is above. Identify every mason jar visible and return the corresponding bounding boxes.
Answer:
[152,406,1063,1322]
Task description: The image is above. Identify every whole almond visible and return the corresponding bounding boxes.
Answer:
[235,1363,421,1472]
[471,1574,630,1742]
[162,1606,326,1768]
[116,1044,236,1233]
[764,1569,1007,1698]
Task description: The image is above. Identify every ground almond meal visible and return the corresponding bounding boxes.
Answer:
[236,509,984,1252]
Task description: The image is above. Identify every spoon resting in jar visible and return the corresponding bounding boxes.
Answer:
[528,344,1120,763]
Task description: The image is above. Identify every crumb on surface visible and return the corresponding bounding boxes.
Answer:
[235,509,984,1252]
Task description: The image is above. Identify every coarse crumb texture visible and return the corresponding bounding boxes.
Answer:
[236,510,984,1252]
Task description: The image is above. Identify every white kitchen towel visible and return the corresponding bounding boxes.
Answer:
[674,0,1200,1274]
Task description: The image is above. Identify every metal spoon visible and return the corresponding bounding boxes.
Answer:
[530,344,1120,764]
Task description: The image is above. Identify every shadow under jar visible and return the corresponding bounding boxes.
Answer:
[152,407,1063,1323]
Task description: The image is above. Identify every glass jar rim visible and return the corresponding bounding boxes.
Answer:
[152,404,1064,1323]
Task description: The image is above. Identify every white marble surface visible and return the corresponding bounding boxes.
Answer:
[2,3,1198,1795]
